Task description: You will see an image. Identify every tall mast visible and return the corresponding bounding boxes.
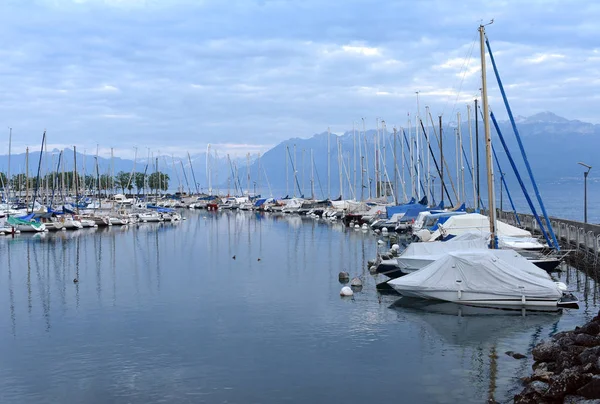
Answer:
[439,115,444,206]
[393,127,398,204]
[327,127,331,199]
[475,98,481,211]
[416,92,421,201]
[479,23,497,247]
[206,144,212,195]
[375,118,379,198]
[360,118,366,201]
[458,111,465,203]
[353,122,356,199]
[337,138,343,199]
[285,144,289,197]
[310,149,315,200]
[468,105,476,208]
[25,147,29,212]
[7,128,11,202]
[425,106,431,205]
[74,146,79,214]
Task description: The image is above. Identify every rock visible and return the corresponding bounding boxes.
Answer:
[506,351,527,360]
[564,394,600,403]
[529,380,550,395]
[578,376,600,399]
[532,363,555,383]
[553,331,576,341]
[578,323,600,336]
[579,347,600,369]
[545,368,592,400]
[533,340,562,363]
[555,347,586,373]
[576,334,600,347]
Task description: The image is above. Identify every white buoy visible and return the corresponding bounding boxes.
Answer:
[362,223,368,229]
[391,244,400,252]
[377,240,385,246]
[0,232,4,236]
[350,277,363,287]
[61,228,67,231]
[94,224,98,228]
[354,224,360,229]
[183,217,187,220]
[340,286,354,297]
[369,265,377,274]
[15,230,20,234]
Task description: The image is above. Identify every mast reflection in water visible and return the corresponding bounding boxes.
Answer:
[0,210,597,404]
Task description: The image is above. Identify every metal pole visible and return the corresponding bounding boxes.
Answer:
[480,23,497,247]
[585,171,588,224]
[439,115,443,206]
[475,98,480,210]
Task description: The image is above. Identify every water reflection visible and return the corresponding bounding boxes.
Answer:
[0,211,598,404]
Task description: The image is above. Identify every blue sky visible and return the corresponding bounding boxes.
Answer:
[0,0,598,157]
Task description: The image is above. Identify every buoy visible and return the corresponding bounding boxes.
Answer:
[362,223,368,229]
[354,224,359,229]
[350,277,362,287]
[367,259,375,266]
[0,232,5,236]
[391,244,400,252]
[382,227,388,233]
[377,240,385,245]
[374,229,380,234]
[73,278,79,283]
[369,265,377,274]
[61,228,67,231]
[232,255,236,260]
[338,271,350,282]
[340,286,353,296]
[257,258,261,262]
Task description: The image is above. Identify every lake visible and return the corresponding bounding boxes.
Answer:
[0,210,598,403]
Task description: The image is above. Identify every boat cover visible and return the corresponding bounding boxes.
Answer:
[431,213,531,240]
[390,250,561,299]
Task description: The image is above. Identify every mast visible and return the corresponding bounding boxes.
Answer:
[327,127,331,199]
[206,144,212,195]
[416,92,421,201]
[439,115,444,206]
[353,122,356,200]
[468,105,476,208]
[310,149,315,200]
[337,138,343,199]
[393,127,398,204]
[475,98,480,210]
[458,111,465,203]
[25,147,30,212]
[186,152,200,194]
[375,118,379,198]
[360,118,365,201]
[74,146,79,214]
[479,23,497,247]
[7,128,11,203]
[425,106,431,205]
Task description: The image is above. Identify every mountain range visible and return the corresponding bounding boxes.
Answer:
[0,112,597,199]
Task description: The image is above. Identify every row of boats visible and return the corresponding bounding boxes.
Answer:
[0,200,182,234]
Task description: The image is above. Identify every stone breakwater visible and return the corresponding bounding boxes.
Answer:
[515,311,600,403]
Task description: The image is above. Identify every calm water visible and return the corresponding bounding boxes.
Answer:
[0,211,599,404]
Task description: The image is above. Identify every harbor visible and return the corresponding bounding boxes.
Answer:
[0,209,599,404]
[1,4,600,403]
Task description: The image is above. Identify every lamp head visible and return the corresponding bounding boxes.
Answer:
[578,162,592,171]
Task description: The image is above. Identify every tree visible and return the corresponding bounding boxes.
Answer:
[148,172,169,192]
[0,172,7,189]
[99,174,111,190]
[114,171,131,194]
[134,172,146,195]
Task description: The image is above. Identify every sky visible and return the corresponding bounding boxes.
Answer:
[0,0,599,158]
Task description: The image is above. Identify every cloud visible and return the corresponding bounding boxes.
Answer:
[0,0,599,157]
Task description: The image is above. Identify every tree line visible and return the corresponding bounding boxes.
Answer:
[0,171,170,194]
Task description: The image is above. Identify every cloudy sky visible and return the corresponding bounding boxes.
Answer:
[0,0,598,157]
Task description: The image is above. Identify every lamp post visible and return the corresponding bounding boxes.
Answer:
[578,162,592,224]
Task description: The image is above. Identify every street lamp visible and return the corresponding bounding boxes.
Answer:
[578,162,592,224]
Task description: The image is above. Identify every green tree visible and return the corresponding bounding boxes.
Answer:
[134,172,146,195]
[0,172,7,189]
[99,174,111,190]
[114,171,131,194]
[148,172,169,192]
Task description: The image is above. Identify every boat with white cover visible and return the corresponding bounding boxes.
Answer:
[388,249,577,311]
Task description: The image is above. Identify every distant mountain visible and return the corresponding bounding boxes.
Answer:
[0,112,597,198]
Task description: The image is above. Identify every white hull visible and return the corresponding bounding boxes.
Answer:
[16,223,46,232]
[390,287,561,311]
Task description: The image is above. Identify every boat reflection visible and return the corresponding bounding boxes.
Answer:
[389,297,561,346]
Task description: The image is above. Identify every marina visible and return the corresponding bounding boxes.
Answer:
[0,209,599,404]
[1,6,600,403]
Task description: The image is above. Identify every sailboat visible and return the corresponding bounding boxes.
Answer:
[388,24,578,311]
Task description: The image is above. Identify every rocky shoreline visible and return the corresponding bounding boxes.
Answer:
[515,311,600,403]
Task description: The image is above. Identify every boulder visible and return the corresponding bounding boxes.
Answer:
[578,323,600,336]
[506,351,527,360]
[578,376,600,399]
[533,340,562,363]
[564,394,600,403]
[579,347,600,369]
[545,369,593,400]
[576,334,600,347]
